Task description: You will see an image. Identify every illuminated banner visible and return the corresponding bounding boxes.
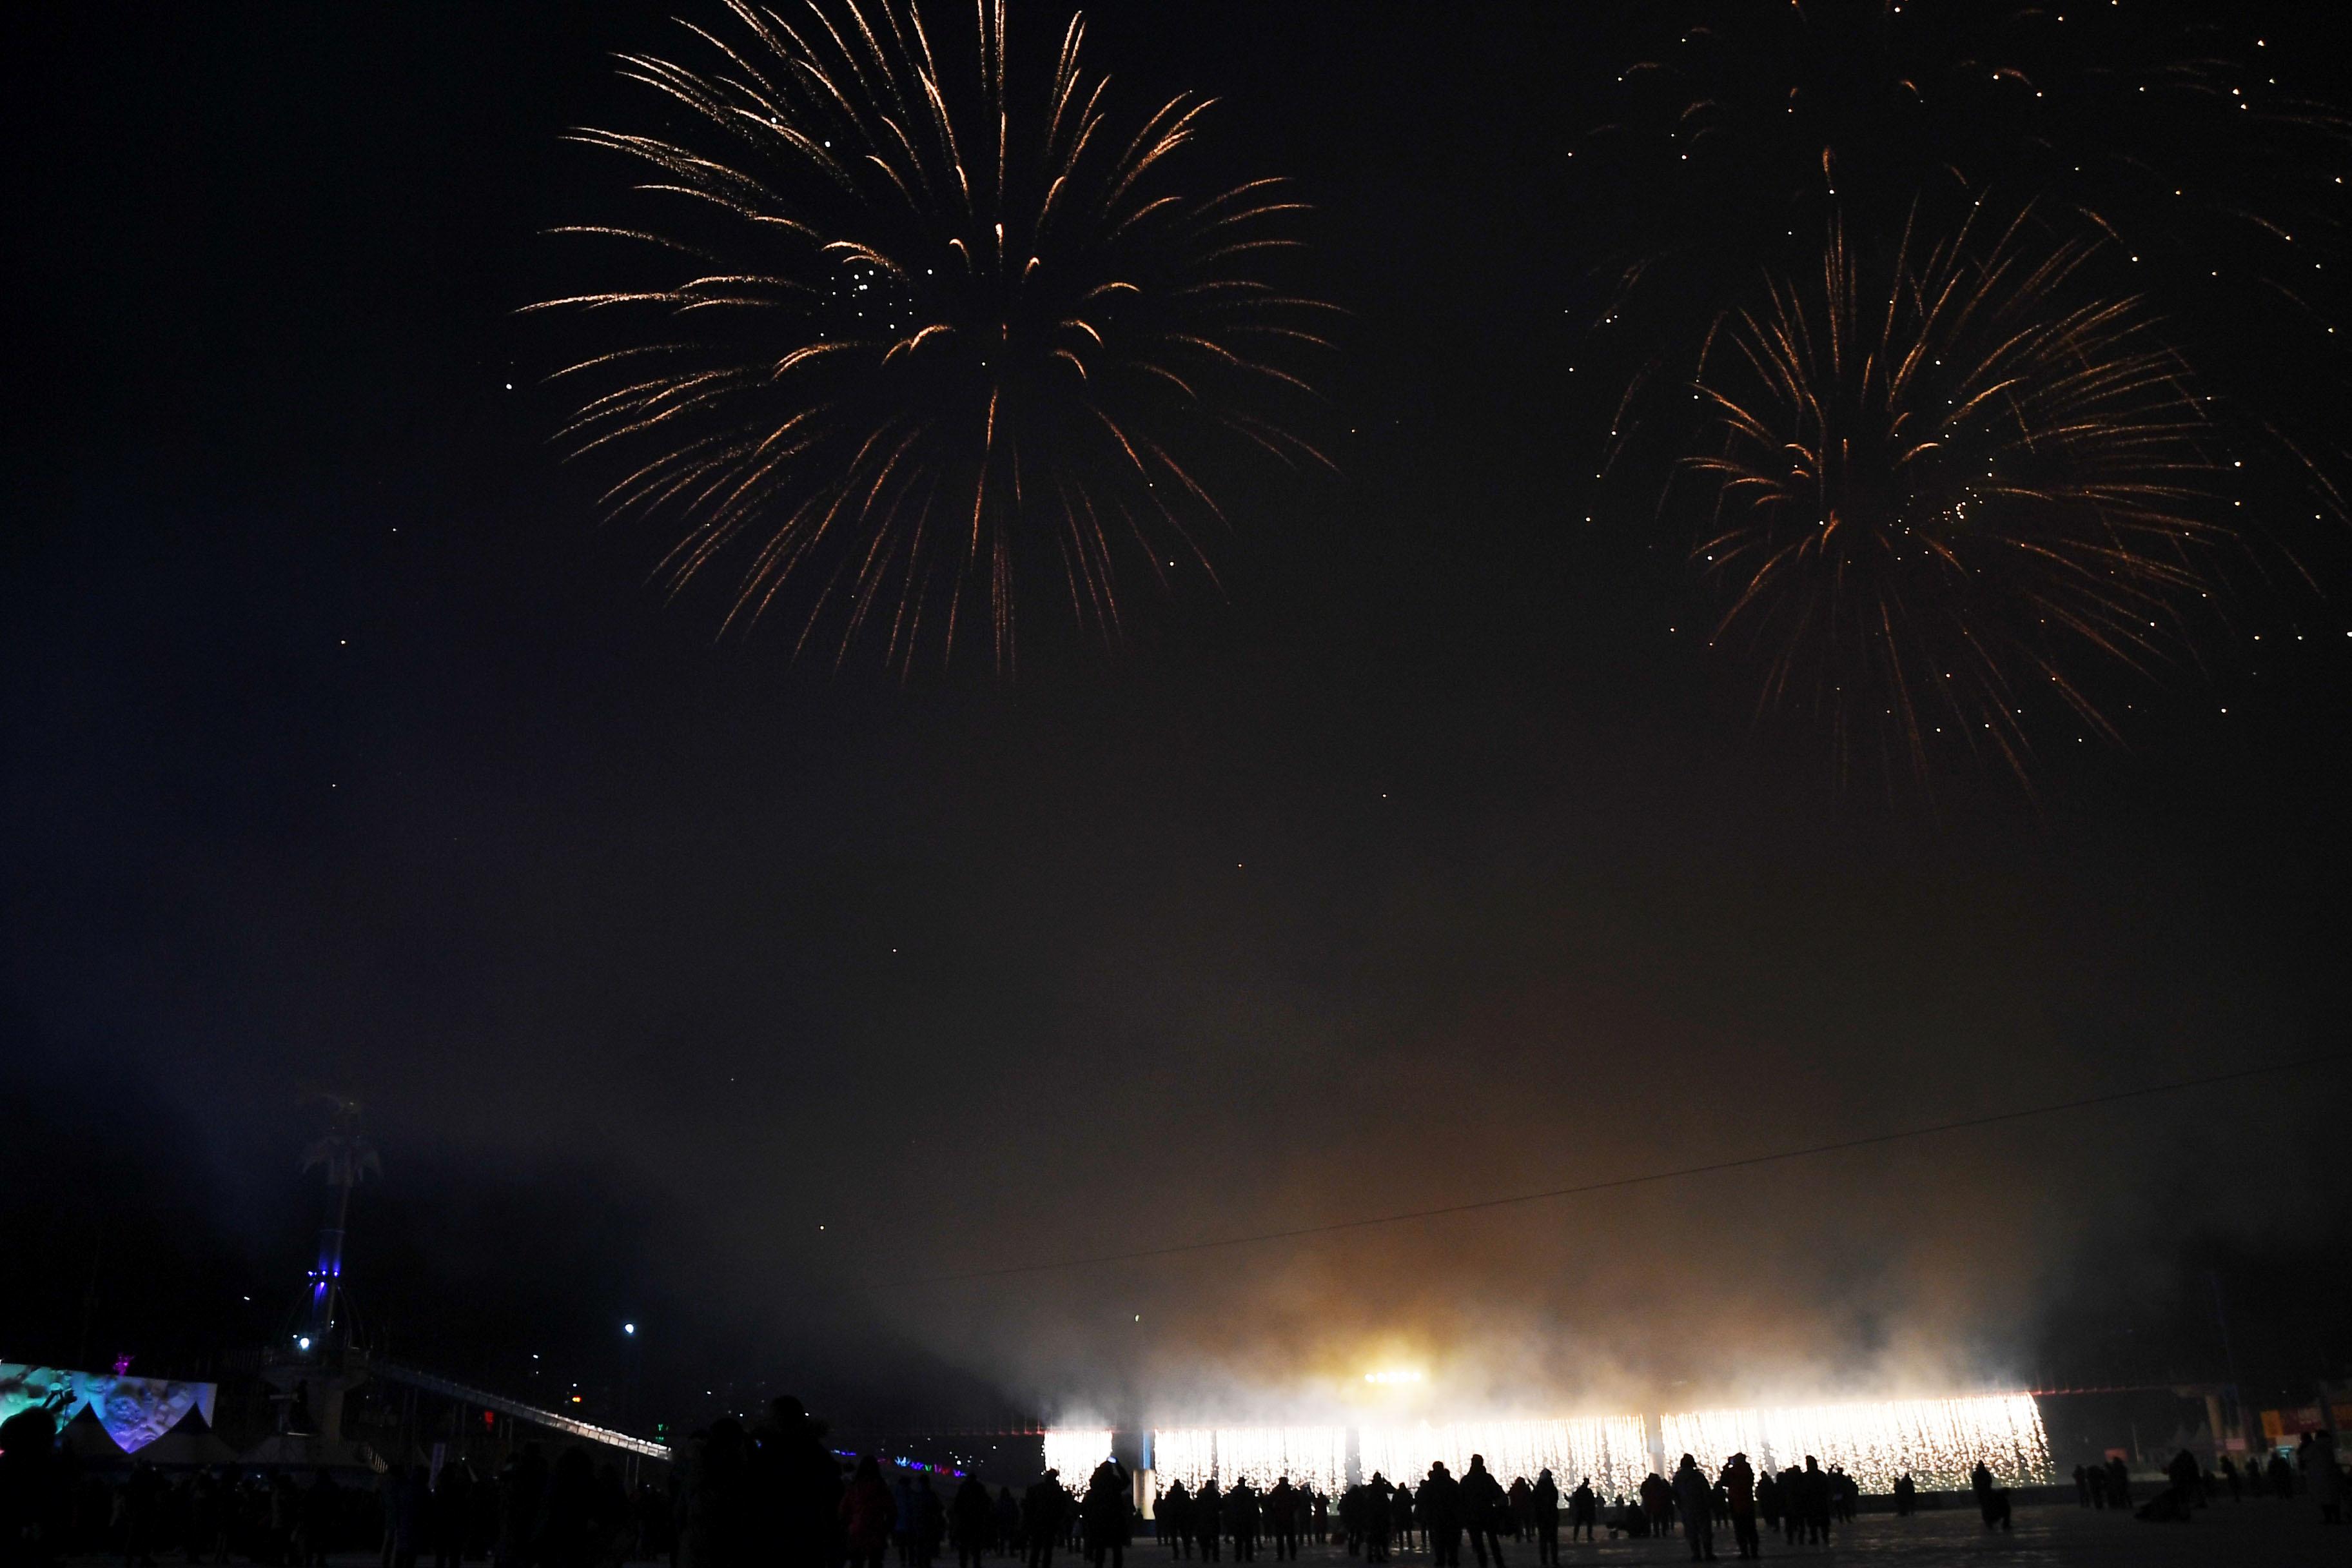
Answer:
[0,1364,219,1455]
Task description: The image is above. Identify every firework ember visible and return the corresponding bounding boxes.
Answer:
[1680,201,2230,778]
[535,0,1333,669]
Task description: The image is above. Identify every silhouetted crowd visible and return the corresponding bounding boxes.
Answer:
[10,1398,2352,1568]
[2071,1426,2345,1525]
[0,1407,677,1568]
[1159,1452,1838,1565]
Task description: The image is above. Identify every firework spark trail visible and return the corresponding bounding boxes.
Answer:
[1573,1,2351,776]
[534,0,1333,671]
[1355,1418,1652,1499]
[1145,1427,1351,1494]
[1042,1426,1113,1480]
[1681,202,2230,780]
[1576,0,2352,361]
[1659,1395,2053,1492]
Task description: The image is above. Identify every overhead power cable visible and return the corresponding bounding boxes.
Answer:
[908,1049,2346,1286]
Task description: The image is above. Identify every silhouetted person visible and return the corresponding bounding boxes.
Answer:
[2267,1449,2295,1498]
[2162,1450,2199,1513]
[1458,1459,1504,1568]
[497,1447,546,1568]
[1083,1461,1130,1568]
[390,1466,430,1568]
[1636,1475,1670,1544]
[1156,1487,1186,1560]
[895,1480,920,1568]
[431,1463,474,1568]
[2104,1456,2129,1512]
[1718,1456,1756,1562]
[754,1398,847,1568]
[0,1409,61,1568]
[2309,1433,2345,1524]
[915,1478,947,1568]
[844,1459,897,1568]
[1222,1481,1257,1563]
[1798,1458,1830,1546]
[1567,1480,1596,1545]
[1527,1472,1557,1568]
[1023,1474,1068,1568]
[956,1478,996,1568]
[2218,1455,2241,1503]
[295,1471,336,1568]
[535,1451,598,1568]
[1415,1467,1461,1568]
[1360,1477,1387,1564]
[1264,1481,1297,1563]
[1667,1458,1712,1564]
[1190,1484,1218,1565]
[998,1488,1023,1560]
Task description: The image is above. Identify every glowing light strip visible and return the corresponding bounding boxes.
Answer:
[1043,1427,1115,1482]
[1356,1418,1651,1498]
[1657,1395,2052,1493]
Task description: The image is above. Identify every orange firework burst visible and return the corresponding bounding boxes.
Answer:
[1682,204,2231,780]
[533,0,1333,670]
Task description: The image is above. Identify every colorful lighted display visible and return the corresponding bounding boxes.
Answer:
[0,1364,219,1454]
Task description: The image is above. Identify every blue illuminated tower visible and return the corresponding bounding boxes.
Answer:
[299,1097,378,1351]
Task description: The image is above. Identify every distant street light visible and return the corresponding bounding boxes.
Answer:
[623,1322,636,1336]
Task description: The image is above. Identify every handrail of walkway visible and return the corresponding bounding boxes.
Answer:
[372,1361,671,1460]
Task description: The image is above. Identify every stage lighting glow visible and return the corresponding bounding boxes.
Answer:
[1043,1427,1114,1482]
[1355,1418,1651,1498]
[1362,1370,1425,1385]
[1657,1395,2052,1492]
[1147,1427,1350,1494]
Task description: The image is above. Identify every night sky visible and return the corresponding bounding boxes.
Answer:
[6,0,2352,1435]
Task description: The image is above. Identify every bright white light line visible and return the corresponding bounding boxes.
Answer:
[1658,1395,2053,1492]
